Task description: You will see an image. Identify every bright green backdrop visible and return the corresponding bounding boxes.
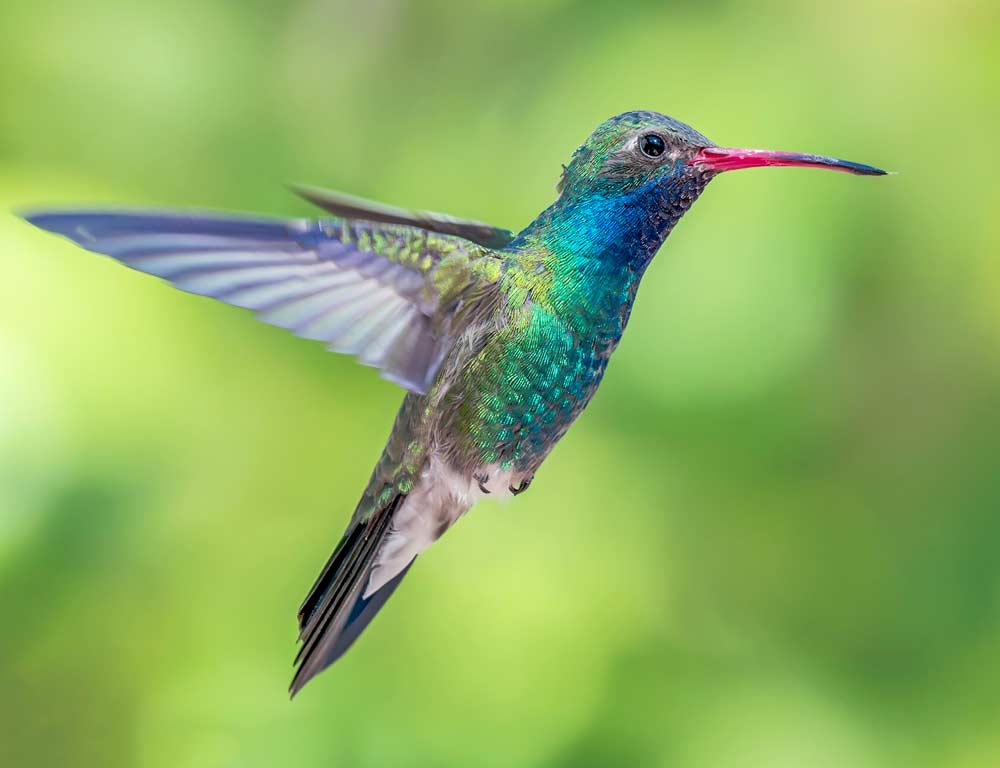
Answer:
[2,1,999,766]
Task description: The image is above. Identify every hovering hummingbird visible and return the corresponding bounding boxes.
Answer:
[21,111,886,695]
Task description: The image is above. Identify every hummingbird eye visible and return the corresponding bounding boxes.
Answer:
[639,133,666,158]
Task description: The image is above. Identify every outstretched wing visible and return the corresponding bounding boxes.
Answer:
[21,208,502,393]
[291,184,515,249]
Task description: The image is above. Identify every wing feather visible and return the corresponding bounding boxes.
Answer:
[21,208,502,393]
[291,184,515,249]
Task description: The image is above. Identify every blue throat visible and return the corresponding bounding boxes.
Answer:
[515,172,712,275]
[505,172,712,339]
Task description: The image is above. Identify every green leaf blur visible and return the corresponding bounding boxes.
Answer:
[1,1,998,766]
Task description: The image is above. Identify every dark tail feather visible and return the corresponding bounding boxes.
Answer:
[324,561,413,663]
[290,494,408,697]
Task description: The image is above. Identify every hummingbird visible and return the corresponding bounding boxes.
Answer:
[20,111,886,695]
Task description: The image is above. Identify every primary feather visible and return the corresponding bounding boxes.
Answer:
[22,208,501,393]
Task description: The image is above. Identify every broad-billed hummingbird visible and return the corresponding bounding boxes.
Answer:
[21,111,887,694]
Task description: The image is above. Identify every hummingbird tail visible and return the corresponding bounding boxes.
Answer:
[290,493,410,697]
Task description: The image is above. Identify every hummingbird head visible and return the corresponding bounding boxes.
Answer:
[541,111,886,268]
[558,110,887,202]
[557,110,716,200]
[524,111,886,269]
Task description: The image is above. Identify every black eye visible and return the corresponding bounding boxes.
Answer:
[639,133,666,158]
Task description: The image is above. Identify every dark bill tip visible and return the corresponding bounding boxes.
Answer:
[690,146,888,176]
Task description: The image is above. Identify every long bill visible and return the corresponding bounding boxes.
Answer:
[690,146,888,176]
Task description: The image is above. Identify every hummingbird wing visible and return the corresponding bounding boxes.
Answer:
[21,208,503,394]
[291,184,515,249]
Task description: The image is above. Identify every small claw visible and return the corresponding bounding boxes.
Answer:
[508,478,532,496]
[475,474,491,494]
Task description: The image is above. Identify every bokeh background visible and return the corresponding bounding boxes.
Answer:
[2,1,999,766]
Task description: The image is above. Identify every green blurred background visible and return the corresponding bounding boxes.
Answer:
[2,0,999,766]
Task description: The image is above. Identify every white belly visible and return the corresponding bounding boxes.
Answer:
[363,455,516,597]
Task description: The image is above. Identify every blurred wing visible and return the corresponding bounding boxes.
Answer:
[292,184,515,249]
[22,208,500,393]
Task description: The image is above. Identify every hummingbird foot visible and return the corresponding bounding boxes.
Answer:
[474,472,491,494]
[508,477,533,496]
